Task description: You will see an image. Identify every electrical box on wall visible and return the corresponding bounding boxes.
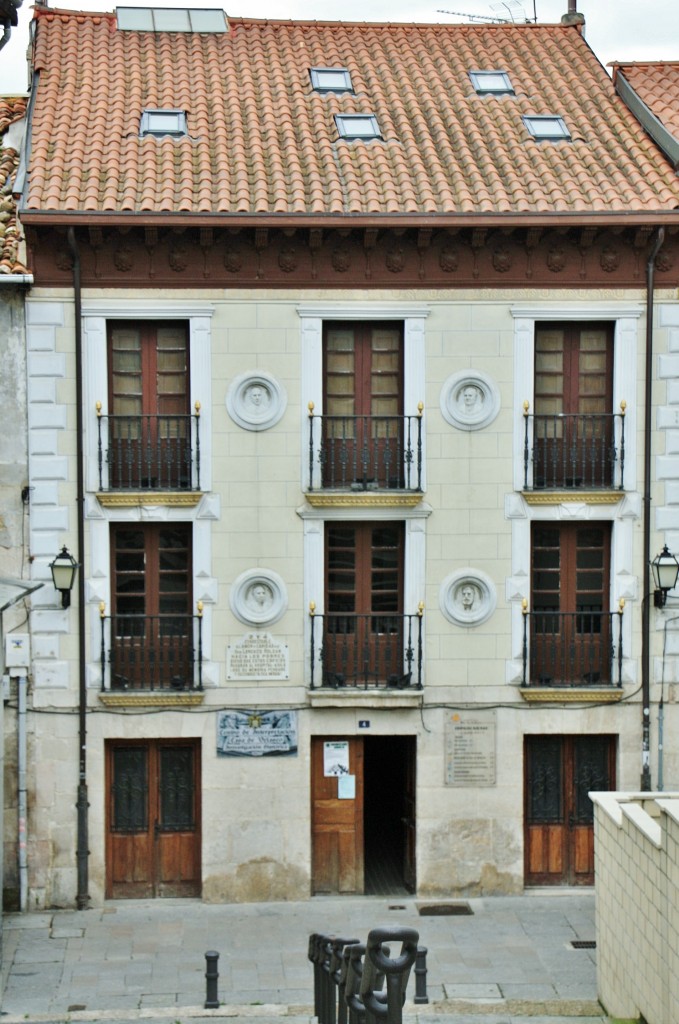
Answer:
[5,633,30,670]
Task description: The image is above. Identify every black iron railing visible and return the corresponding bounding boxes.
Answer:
[309,608,424,689]
[96,403,201,491]
[100,609,203,692]
[522,603,624,687]
[523,405,625,490]
[307,406,423,491]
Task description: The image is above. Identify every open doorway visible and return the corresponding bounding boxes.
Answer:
[364,736,416,895]
[310,735,415,895]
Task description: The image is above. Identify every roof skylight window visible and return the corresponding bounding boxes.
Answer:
[310,67,353,93]
[523,115,571,141]
[140,109,188,138]
[117,7,227,32]
[469,70,514,94]
[335,114,381,141]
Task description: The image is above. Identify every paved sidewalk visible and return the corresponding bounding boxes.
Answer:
[1,892,604,1024]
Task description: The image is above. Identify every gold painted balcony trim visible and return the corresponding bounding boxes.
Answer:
[99,692,204,707]
[519,687,623,703]
[522,490,621,506]
[97,491,203,508]
[305,492,424,508]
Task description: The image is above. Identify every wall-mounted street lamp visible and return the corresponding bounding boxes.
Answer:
[50,546,79,608]
[651,545,679,608]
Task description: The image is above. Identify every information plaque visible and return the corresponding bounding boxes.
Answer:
[445,712,496,786]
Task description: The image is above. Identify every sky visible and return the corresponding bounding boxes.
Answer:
[0,0,676,94]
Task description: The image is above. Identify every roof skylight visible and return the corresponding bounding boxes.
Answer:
[523,115,571,141]
[335,114,381,141]
[469,70,514,94]
[140,109,188,138]
[117,7,227,32]
[310,67,353,93]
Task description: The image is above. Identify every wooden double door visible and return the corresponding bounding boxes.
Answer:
[524,734,615,885]
[106,739,201,898]
[311,736,416,895]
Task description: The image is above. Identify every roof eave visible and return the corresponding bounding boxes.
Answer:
[18,210,679,229]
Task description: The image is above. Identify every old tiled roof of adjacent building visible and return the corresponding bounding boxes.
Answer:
[612,62,679,141]
[20,8,679,225]
[0,96,28,273]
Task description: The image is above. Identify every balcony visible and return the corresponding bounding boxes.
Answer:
[99,612,203,695]
[96,406,201,492]
[521,604,624,693]
[307,409,423,494]
[309,610,424,691]
[523,406,626,491]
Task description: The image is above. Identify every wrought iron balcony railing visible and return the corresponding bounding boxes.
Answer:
[100,609,203,692]
[309,608,424,690]
[523,404,626,490]
[307,406,423,492]
[96,403,201,491]
[522,602,624,688]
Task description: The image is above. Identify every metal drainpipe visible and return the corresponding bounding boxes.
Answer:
[66,227,89,907]
[641,226,666,791]
[18,671,27,911]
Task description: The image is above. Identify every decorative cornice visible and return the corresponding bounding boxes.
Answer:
[519,687,623,703]
[308,689,424,708]
[305,491,425,508]
[97,491,203,508]
[99,692,205,707]
[522,490,623,506]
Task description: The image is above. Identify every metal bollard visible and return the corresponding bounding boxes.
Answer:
[360,927,419,1024]
[413,946,428,1004]
[204,950,220,1009]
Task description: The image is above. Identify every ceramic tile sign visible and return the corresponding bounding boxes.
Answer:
[445,711,496,786]
[217,709,298,757]
[323,740,350,776]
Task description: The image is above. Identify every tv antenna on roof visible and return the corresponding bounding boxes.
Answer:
[437,0,537,23]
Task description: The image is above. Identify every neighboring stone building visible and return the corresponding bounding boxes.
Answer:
[7,6,679,908]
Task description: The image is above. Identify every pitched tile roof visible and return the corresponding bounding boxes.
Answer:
[21,9,679,223]
[0,96,28,274]
[613,62,679,141]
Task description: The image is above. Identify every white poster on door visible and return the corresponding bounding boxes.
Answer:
[324,740,350,776]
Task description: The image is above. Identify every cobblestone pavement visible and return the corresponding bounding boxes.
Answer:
[1,892,605,1024]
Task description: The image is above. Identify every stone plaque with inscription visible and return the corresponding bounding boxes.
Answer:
[226,632,289,680]
[445,712,496,787]
[217,709,297,757]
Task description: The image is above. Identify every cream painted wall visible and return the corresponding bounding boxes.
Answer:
[17,286,679,906]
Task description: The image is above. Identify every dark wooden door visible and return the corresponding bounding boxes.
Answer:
[524,734,615,885]
[311,737,364,894]
[110,523,192,691]
[324,522,404,686]
[106,739,201,898]
[531,522,611,685]
[323,323,403,488]
[534,323,613,488]
[108,322,190,489]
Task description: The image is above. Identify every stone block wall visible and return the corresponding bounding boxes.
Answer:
[592,792,679,1023]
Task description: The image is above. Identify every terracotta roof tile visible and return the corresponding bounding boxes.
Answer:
[0,96,29,273]
[21,10,679,220]
[614,62,679,140]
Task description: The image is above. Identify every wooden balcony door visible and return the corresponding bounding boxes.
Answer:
[324,522,404,686]
[534,323,613,487]
[531,522,611,685]
[108,321,190,488]
[525,734,615,885]
[110,523,192,690]
[323,322,403,488]
[106,739,201,898]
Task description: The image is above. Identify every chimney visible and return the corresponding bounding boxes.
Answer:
[561,0,585,25]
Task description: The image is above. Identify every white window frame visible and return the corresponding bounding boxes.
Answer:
[310,67,353,93]
[297,303,431,688]
[469,70,513,94]
[82,300,214,495]
[335,114,381,140]
[506,304,644,687]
